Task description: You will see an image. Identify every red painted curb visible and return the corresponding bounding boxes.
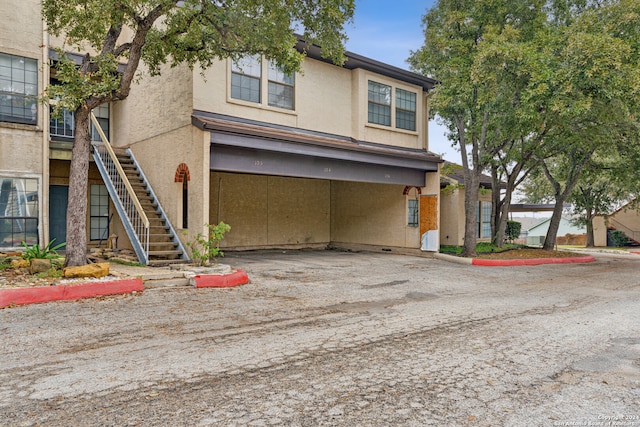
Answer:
[0,278,144,308]
[194,269,249,288]
[472,255,595,266]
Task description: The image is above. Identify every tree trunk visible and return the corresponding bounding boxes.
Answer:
[64,105,92,267]
[585,209,595,247]
[494,190,512,247]
[542,198,565,250]
[461,172,481,257]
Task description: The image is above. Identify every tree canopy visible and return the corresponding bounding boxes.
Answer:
[411,0,640,253]
[43,0,354,266]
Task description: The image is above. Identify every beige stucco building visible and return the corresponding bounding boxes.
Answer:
[0,2,443,263]
[593,203,640,247]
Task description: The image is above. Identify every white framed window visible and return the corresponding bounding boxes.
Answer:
[268,62,295,110]
[0,53,38,125]
[368,81,391,126]
[231,56,261,103]
[368,80,418,132]
[396,88,416,131]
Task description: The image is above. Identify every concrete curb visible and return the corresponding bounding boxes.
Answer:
[433,252,473,265]
[0,278,144,309]
[434,252,595,267]
[192,269,250,288]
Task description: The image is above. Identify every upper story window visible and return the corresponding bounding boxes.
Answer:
[50,102,109,142]
[0,53,38,126]
[230,56,295,111]
[231,56,261,103]
[368,80,418,132]
[368,81,391,126]
[267,62,295,110]
[396,89,416,131]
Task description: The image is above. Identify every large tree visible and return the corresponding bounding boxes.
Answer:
[43,0,354,266]
[409,0,546,256]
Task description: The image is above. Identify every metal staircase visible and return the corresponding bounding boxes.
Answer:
[90,113,189,265]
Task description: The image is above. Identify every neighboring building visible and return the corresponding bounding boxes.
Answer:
[525,216,585,247]
[439,162,502,246]
[593,202,640,246]
[0,2,443,262]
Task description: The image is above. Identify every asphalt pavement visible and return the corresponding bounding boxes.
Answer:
[1,249,639,426]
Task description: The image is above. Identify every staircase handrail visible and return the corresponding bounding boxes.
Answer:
[90,113,149,229]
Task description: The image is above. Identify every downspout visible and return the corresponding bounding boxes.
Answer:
[41,16,50,245]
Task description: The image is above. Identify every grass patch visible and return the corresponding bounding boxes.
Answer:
[440,242,526,255]
[0,257,11,270]
[109,259,145,267]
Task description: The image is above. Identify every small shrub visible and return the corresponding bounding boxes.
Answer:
[187,222,231,266]
[609,230,629,247]
[21,239,66,261]
[505,220,522,242]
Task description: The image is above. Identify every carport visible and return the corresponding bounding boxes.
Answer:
[193,112,442,251]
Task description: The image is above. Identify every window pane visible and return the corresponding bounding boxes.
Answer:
[268,62,294,85]
[89,184,109,240]
[368,81,391,126]
[408,199,419,227]
[368,102,391,126]
[231,73,260,103]
[0,177,39,247]
[396,89,417,131]
[268,81,294,110]
[231,55,261,77]
[0,53,37,125]
[481,201,492,238]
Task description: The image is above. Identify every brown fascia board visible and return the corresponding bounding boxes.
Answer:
[193,111,443,168]
[294,37,437,91]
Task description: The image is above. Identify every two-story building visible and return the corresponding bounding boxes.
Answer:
[1,0,443,263]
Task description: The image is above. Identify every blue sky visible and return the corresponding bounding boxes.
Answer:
[344,0,457,161]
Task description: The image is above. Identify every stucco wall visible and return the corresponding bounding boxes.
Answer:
[193,58,426,150]
[331,181,417,248]
[0,0,46,174]
[594,205,640,247]
[439,186,465,246]
[210,172,330,248]
[112,63,193,147]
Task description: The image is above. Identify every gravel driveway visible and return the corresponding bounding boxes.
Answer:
[1,249,639,426]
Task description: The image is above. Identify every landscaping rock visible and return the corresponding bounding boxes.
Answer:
[30,259,52,274]
[63,262,110,279]
[10,259,30,269]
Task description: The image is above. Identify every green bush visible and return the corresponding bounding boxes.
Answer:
[505,220,522,242]
[187,222,231,266]
[609,230,629,247]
